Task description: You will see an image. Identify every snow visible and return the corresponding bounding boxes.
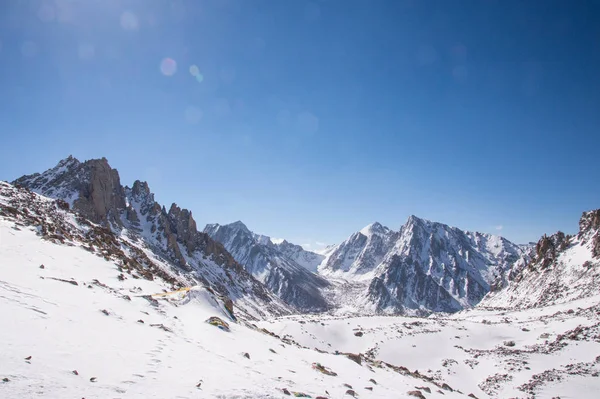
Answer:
[259,297,600,398]
[481,230,600,309]
[2,179,599,398]
[0,219,466,398]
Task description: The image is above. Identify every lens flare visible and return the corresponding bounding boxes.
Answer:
[120,11,139,31]
[160,58,177,76]
[189,65,199,76]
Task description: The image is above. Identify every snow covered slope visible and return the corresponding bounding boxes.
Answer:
[481,210,600,309]
[0,203,467,399]
[0,181,289,319]
[320,217,528,315]
[204,221,331,312]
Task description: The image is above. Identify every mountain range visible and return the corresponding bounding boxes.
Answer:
[8,155,599,316]
[3,155,600,398]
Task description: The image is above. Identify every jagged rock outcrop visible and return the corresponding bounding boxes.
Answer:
[204,221,331,312]
[579,209,600,258]
[480,209,600,309]
[14,156,126,227]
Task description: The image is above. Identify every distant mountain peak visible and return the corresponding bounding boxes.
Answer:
[204,221,329,311]
[229,220,250,232]
[131,180,151,197]
[405,214,433,227]
[56,155,80,168]
[359,221,389,237]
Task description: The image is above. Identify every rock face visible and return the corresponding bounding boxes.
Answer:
[204,221,331,312]
[480,209,600,309]
[320,216,527,314]
[14,156,126,226]
[12,156,289,319]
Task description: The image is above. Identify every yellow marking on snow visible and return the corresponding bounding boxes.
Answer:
[151,287,192,298]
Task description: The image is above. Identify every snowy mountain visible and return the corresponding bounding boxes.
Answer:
[1,196,480,399]
[3,184,600,398]
[481,209,600,309]
[11,158,290,319]
[320,216,528,315]
[319,222,398,278]
[274,239,325,273]
[204,221,331,312]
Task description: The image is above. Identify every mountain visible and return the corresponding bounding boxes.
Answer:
[320,216,527,314]
[274,240,325,273]
[4,180,600,398]
[204,221,330,312]
[481,209,600,309]
[11,157,290,319]
[318,222,398,278]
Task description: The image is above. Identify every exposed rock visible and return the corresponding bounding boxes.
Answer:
[407,390,426,399]
[312,362,337,376]
[345,353,362,365]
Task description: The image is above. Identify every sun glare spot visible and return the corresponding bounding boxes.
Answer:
[120,11,139,31]
[160,58,177,76]
[189,65,200,77]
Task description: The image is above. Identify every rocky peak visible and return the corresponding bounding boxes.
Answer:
[14,156,127,227]
[56,155,81,170]
[578,209,600,258]
[229,220,251,234]
[167,204,198,249]
[360,222,389,237]
[579,210,600,236]
[533,232,570,270]
[131,180,151,199]
[405,214,427,226]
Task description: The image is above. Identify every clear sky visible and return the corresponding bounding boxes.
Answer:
[1,0,599,249]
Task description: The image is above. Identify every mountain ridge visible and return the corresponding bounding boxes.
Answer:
[14,155,594,317]
[11,156,292,319]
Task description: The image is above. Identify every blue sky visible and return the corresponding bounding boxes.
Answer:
[1,0,599,248]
